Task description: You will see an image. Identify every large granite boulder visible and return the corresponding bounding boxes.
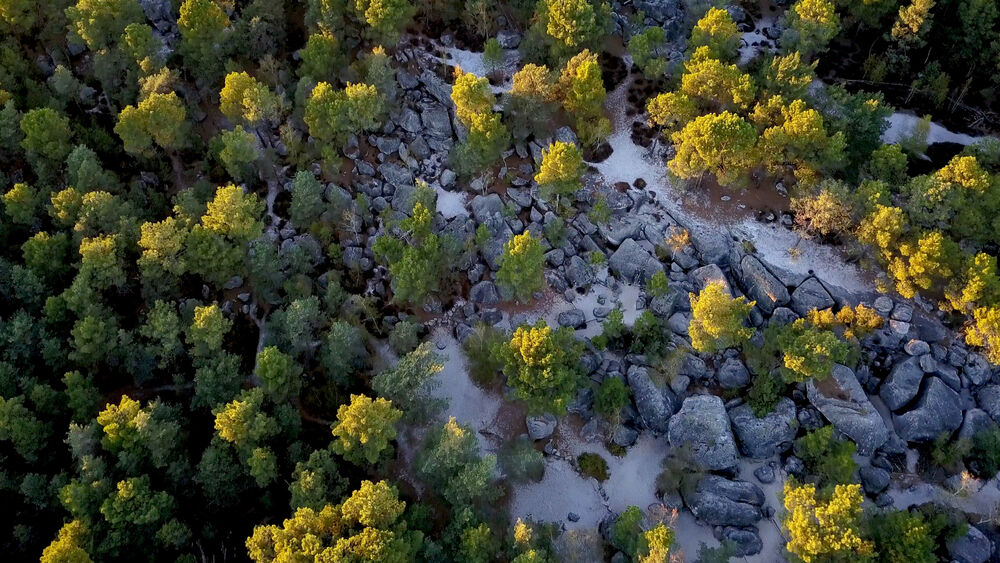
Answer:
[947,526,992,563]
[609,239,664,283]
[789,278,835,316]
[729,398,798,459]
[668,395,739,470]
[739,255,790,314]
[627,365,677,433]
[894,377,963,443]
[681,474,764,527]
[977,385,1000,423]
[689,263,732,295]
[806,364,889,455]
[879,356,925,411]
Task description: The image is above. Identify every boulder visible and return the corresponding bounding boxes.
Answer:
[668,395,739,471]
[689,263,732,295]
[859,466,890,495]
[681,474,763,527]
[609,239,664,283]
[526,414,557,440]
[378,162,414,187]
[565,255,595,287]
[558,308,587,329]
[626,365,677,433]
[739,255,790,314]
[879,356,925,411]
[894,377,963,443]
[728,399,798,459]
[947,526,992,563]
[958,408,997,441]
[470,194,503,223]
[717,358,750,388]
[420,103,453,138]
[497,30,521,49]
[806,364,889,455]
[469,281,499,306]
[789,278,834,316]
[634,0,683,22]
[976,385,1000,423]
[720,527,763,556]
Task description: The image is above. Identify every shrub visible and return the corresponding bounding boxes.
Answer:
[688,282,755,353]
[388,320,420,355]
[594,377,628,419]
[782,481,872,562]
[499,435,544,483]
[970,427,1000,477]
[794,425,857,486]
[498,320,584,414]
[462,323,505,386]
[646,270,669,298]
[866,510,938,563]
[747,372,786,417]
[576,452,609,481]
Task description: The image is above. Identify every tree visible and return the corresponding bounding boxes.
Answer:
[506,63,556,139]
[319,321,369,383]
[178,0,229,81]
[680,48,756,110]
[689,7,740,61]
[497,231,545,303]
[966,306,1000,364]
[647,92,699,134]
[688,281,755,353]
[416,417,497,507]
[66,145,117,192]
[217,126,259,181]
[453,110,511,176]
[299,31,343,81]
[289,170,324,228]
[610,505,644,557]
[791,181,853,236]
[483,37,504,76]
[187,303,232,357]
[350,0,415,44]
[498,320,583,414]
[115,92,187,155]
[638,522,674,563]
[669,112,757,187]
[40,520,93,563]
[305,81,384,149]
[535,141,584,208]
[289,448,348,510]
[762,52,817,99]
[3,182,37,225]
[220,71,280,126]
[451,67,494,126]
[65,0,145,51]
[20,107,73,162]
[888,231,960,299]
[193,352,243,408]
[794,425,857,486]
[0,395,49,461]
[782,0,840,59]
[866,510,937,563]
[594,377,628,419]
[630,26,669,77]
[122,23,162,73]
[558,50,610,145]
[256,346,302,402]
[782,482,873,562]
[754,96,846,177]
[891,0,934,47]
[372,342,443,422]
[330,394,402,465]
[246,481,422,562]
[201,184,264,241]
[213,388,279,450]
[539,0,609,54]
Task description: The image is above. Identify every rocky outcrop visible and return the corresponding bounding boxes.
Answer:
[668,395,739,470]
[681,474,764,527]
[894,377,963,442]
[627,365,677,433]
[947,526,992,563]
[609,239,663,283]
[879,356,924,411]
[806,364,889,455]
[729,399,798,459]
[738,255,790,314]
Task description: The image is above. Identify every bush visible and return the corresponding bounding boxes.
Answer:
[970,427,1000,477]
[646,270,669,298]
[594,377,628,419]
[865,510,938,563]
[388,320,420,355]
[631,310,670,358]
[499,435,544,483]
[747,372,786,417]
[576,452,609,481]
[462,323,505,386]
[794,425,857,486]
[688,282,755,353]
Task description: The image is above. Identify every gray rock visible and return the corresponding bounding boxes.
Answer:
[690,263,732,295]
[565,255,595,287]
[555,126,578,146]
[526,414,557,440]
[627,365,677,433]
[669,395,739,470]
[718,358,750,388]
[789,278,834,316]
[977,385,1000,423]
[965,353,992,386]
[139,0,173,26]
[894,377,963,442]
[859,466,890,495]
[470,194,504,222]
[904,339,930,356]
[806,364,890,455]
[720,527,763,556]
[558,308,587,329]
[545,249,565,267]
[612,424,639,447]
[396,108,421,133]
[682,475,763,527]
[469,281,500,306]
[634,0,683,22]
[609,239,664,283]
[958,408,997,441]
[753,464,775,484]
[728,399,798,459]
[497,30,521,49]
[770,307,799,327]
[879,356,925,411]
[440,169,456,188]
[739,255,790,314]
[874,296,894,315]
[947,526,992,563]
[378,162,413,187]
[420,103,453,138]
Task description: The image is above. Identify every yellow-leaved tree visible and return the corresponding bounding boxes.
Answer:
[782,481,874,562]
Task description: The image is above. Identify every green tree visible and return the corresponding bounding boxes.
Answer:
[305,81,384,149]
[669,111,758,186]
[115,92,187,155]
[483,37,504,75]
[782,482,873,562]
[497,231,545,303]
[594,377,628,419]
[219,71,280,126]
[688,281,755,353]
[630,26,669,77]
[66,144,117,192]
[647,92,699,134]
[558,50,610,145]
[319,321,369,383]
[178,0,230,81]
[372,342,443,422]
[217,126,259,181]
[3,182,37,225]
[20,107,73,162]
[331,394,402,465]
[187,303,232,357]
[40,520,93,563]
[65,0,145,51]
[256,346,302,402]
[498,320,583,414]
[794,425,857,486]
[887,230,960,299]
[891,0,934,48]
[689,7,740,61]
[416,417,497,507]
[350,0,415,44]
[0,395,49,461]
[762,52,817,99]
[535,140,584,208]
[289,170,324,228]
[680,48,756,110]
[782,0,840,59]
[451,67,494,126]
[299,31,343,81]
[539,0,609,55]
[289,448,348,510]
[777,319,850,382]
[453,110,511,176]
[866,510,937,563]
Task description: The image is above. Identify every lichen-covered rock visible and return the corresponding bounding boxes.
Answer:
[627,365,677,433]
[894,377,963,443]
[668,395,738,470]
[739,255,789,314]
[879,356,924,411]
[526,414,557,440]
[717,358,750,388]
[947,526,992,563]
[806,364,889,455]
[728,399,798,459]
[681,474,763,527]
[609,238,664,283]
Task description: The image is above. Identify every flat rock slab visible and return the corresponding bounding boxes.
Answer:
[668,394,738,471]
[806,364,889,455]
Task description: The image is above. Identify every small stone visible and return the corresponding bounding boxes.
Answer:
[567,512,580,522]
[904,339,930,356]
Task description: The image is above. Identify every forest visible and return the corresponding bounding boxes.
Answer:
[3,0,1000,562]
